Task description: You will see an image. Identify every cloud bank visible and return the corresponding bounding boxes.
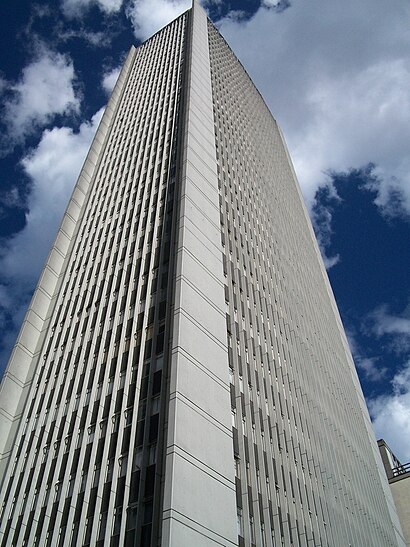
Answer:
[126,0,191,41]
[365,303,410,358]
[369,362,410,462]
[2,48,80,145]
[62,0,123,18]
[361,304,410,455]
[102,66,121,94]
[217,0,410,215]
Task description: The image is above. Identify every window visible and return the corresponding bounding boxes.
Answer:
[119,454,128,477]
[237,508,243,537]
[93,463,101,488]
[133,447,143,470]
[54,481,62,503]
[99,419,107,437]
[83,517,93,545]
[106,459,114,482]
[80,470,87,493]
[231,409,237,428]
[112,413,120,433]
[67,477,74,498]
[149,444,156,465]
[124,408,133,427]
[87,424,95,444]
[126,506,137,531]
[250,516,255,544]
[235,456,241,478]
[112,508,122,536]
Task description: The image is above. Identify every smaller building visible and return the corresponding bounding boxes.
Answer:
[378,439,410,547]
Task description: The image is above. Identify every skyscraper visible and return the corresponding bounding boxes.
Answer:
[0,1,404,546]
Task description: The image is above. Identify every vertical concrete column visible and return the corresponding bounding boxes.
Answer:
[161,2,238,546]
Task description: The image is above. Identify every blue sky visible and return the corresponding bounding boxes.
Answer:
[0,0,409,461]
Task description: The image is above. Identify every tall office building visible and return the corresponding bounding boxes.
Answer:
[0,2,404,546]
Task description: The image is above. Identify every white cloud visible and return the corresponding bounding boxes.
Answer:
[311,180,341,269]
[322,253,340,270]
[348,306,410,459]
[347,330,388,383]
[357,357,387,383]
[369,362,410,462]
[62,0,123,18]
[58,27,114,47]
[0,109,104,372]
[102,66,121,95]
[3,48,80,143]
[126,0,191,41]
[0,76,7,94]
[0,187,22,210]
[364,303,410,355]
[368,305,410,338]
[263,0,280,6]
[217,0,410,215]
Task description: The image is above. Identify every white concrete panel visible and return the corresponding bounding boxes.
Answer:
[65,199,81,221]
[172,397,233,479]
[182,158,220,198]
[17,320,41,354]
[177,217,223,263]
[172,312,228,383]
[54,229,71,255]
[60,215,76,238]
[2,346,33,382]
[163,2,238,545]
[0,377,23,414]
[169,351,231,431]
[46,248,65,274]
[180,198,221,244]
[162,513,237,546]
[181,176,220,218]
[188,106,216,140]
[23,308,44,332]
[37,266,58,297]
[164,452,237,546]
[176,279,225,342]
[178,247,223,298]
[71,187,86,208]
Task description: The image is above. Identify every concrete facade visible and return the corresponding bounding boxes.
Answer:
[207,15,403,547]
[390,477,410,547]
[161,3,237,545]
[378,440,410,546]
[0,1,403,546]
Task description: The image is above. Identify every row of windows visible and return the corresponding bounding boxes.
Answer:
[208,19,394,547]
[0,12,188,547]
